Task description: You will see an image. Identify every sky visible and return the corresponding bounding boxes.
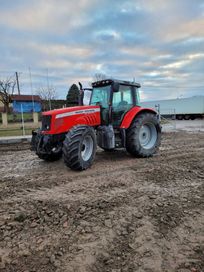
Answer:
[0,0,204,101]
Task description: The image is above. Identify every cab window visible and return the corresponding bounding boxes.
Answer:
[90,86,110,108]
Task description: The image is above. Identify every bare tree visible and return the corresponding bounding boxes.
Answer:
[0,77,16,113]
[36,86,57,111]
[92,73,107,82]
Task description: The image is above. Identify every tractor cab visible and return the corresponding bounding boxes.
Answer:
[90,79,141,127]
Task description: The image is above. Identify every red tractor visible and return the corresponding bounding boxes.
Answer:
[31,79,161,170]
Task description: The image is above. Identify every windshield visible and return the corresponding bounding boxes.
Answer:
[90,85,111,108]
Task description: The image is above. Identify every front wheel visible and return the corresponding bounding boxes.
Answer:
[63,125,97,171]
[126,112,161,157]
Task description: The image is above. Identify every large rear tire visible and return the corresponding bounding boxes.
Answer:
[126,112,161,157]
[63,125,97,171]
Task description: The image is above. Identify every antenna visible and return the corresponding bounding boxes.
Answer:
[47,68,51,110]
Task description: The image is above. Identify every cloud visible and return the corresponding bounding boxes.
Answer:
[0,0,97,33]
[162,18,204,42]
[0,0,204,100]
[94,30,121,42]
[27,42,93,60]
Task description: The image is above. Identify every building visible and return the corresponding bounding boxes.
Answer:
[11,95,42,113]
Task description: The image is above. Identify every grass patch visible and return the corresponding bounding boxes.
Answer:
[0,128,38,137]
[160,118,173,124]
[7,113,34,123]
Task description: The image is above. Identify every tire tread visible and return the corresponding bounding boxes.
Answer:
[63,125,96,170]
[126,112,161,157]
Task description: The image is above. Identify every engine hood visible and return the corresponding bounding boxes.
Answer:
[43,105,100,117]
[42,105,101,135]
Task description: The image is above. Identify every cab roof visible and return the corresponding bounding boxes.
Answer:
[92,79,141,88]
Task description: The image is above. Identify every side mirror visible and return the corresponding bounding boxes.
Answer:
[112,82,120,92]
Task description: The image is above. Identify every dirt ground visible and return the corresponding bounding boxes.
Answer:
[162,119,204,133]
[0,131,204,272]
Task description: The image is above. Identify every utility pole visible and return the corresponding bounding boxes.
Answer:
[29,67,35,112]
[15,72,20,95]
[21,103,25,136]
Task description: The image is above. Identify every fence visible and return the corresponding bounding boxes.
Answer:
[159,108,177,132]
[7,113,33,124]
[0,112,40,128]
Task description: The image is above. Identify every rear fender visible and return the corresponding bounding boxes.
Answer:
[120,106,157,129]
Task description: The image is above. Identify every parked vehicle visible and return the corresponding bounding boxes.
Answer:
[31,79,161,170]
[140,96,204,120]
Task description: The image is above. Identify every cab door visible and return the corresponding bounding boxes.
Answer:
[90,85,111,125]
[112,85,134,127]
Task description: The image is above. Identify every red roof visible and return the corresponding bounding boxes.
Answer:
[11,95,41,102]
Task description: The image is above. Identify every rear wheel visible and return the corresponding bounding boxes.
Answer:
[63,125,97,170]
[126,112,161,157]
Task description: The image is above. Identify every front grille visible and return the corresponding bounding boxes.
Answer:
[42,115,52,131]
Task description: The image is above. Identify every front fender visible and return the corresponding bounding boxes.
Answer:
[120,106,157,129]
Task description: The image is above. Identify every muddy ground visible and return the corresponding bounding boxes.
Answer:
[0,131,204,272]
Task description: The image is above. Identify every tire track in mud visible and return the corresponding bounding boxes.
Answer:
[1,150,203,203]
[3,153,203,202]
[0,132,204,272]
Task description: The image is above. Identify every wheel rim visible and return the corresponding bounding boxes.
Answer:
[81,135,94,161]
[139,123,157,149]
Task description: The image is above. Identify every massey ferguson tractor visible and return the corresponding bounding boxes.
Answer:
[31,79,161,170]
